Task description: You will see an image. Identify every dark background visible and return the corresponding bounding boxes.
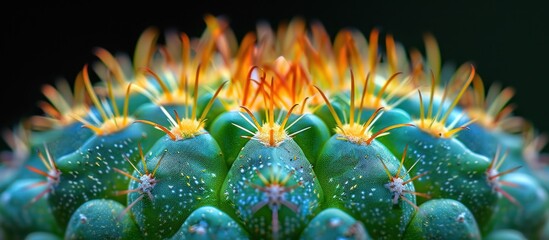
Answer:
[3,1,549,151]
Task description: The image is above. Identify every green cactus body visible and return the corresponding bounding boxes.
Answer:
[377,121,498,230]
[493,131,525,154]
[0,179,61,237]
[311,74,425,239]
[0,145,62,238]
[29,122,94,159]
[207,74,267,166]
[452,123,536,192]
[209,111,255,167]
[454,121,499,156]
[540,219,549,240]
[0,164,18,193]
[218,82,324,238]
[358,91,500,231]
[49,122,158,227]
[13,123,93,184]
[299,208,370,240]
[484,229,527,240]
[170,206,249,240]
[64,199,140,240]
[454,78,522,160]
[24,232,63,240]
[106,75,227,238]
[488,172,549,239]
[12,150,48,183]
[403,198,481,240]
[221,139,323,239]
[284,113,330,165]
[316,136,415,239]
[6,116,92,190]
[47,64,169,227]
[126,133,226,238]
[114,90,156,116]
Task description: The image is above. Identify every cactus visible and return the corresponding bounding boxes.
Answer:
[1,15,548,240]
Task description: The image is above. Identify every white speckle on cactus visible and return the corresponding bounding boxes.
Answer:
[189,220,209,234]
[456,212,466,223]
[328,217,342,227]
[79,213,87,224]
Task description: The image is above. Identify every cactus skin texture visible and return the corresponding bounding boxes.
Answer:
[170,206,249,240]
[299,208,370,240]
[1,15,549,240]
[64,199,140,239]
[403,198,481,240]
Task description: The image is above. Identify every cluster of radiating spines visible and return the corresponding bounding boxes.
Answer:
[155,15,234,79]
[485,146,522,205]
[1,122,31,167]
[139,15,250,108]
[256,26,438,123]
[84,15,437,122]
[460,73,523,133]
[89,15,233,115]
[412,64,477,138]
[323,30,441,108]
[24,144,61,205]
[384,30,525,138]
[314,68,413,145]
[245,166,302,239]
[19,14,529,141]
[92,27,159,99]
[135,65,227,140]
[70,64,134,135]
[383,32,501,130]
[234,17,414,110]
[239,71,316,147]
[29,74,89,130]
[522,123,548,166]
[254,57,316,114]
[379,145,430,210]
[212,17,324,114]
[113,143,166,218]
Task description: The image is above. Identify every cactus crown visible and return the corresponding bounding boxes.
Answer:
[462,75,519,132]
[413,65,476,138]
[31,75,88,130]
[73,65,134,135]
[315,70,412,145]
[236,73,309,147]
[137,65,227,141]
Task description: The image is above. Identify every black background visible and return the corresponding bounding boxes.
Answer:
[3,1,549,151]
